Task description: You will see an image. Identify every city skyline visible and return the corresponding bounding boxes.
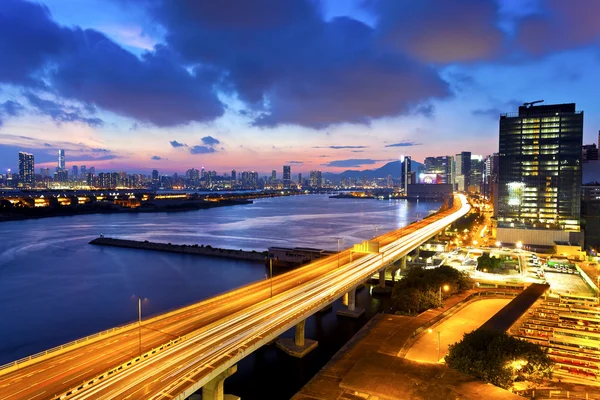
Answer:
[2,0,600,174]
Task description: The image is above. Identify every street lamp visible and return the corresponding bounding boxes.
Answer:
[333,237,343,268]
[516,241,523,250]
[373,225,379,238]
[133,295,146,357]
[439,284,450,303]
[428,328,441,362]
[495,241,501,247]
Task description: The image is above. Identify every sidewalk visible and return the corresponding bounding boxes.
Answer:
[292,289,523,400]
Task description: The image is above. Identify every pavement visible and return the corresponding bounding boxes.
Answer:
[292,290,524,400]
[405,298,511,363]
[544,270,596,296]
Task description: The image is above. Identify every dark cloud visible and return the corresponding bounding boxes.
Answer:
[151,155,162,160]
[471,100,522,118]
[323,159,381,168]
[0,0,224,127]
[515,1,600,56]
[170,140,188,148]
[90,148,110,153]
[313,145,368,149]
[385,141,422,147]
[370,0,505,63]
[44,143,52,147]
[24,92,104,127]
[190,145,216,154]
[142,0,450,128]
[1,100,25,117]
[201,135,220,146]
[287,160,304,164]
[351,150,364,153]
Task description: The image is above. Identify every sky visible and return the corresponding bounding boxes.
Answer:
[1,0,600,175]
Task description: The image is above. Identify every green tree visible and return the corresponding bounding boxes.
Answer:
[446,329,553,389]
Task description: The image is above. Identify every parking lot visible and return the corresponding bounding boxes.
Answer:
[543,270,596,296]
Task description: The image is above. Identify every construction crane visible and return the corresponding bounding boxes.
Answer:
[523,100,544,108]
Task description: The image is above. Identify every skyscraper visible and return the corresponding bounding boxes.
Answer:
[454,152,471,191]
[470,155,483,193]
[80,165,87,180]
[18,152,34,187]
[72,165,79,180]
[297,173,302,187]
[497,102,583,246]
[271,169,276,183]
[231,169,236,182]
[283,165,291,188]
[58,149,65,170]
[309,170,322,188]
[400,156,411,193]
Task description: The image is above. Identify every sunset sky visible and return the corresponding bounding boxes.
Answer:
[1,0,600,175]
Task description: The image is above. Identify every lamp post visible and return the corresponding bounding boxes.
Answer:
[428,328,441,362]
[373,225,379,238]
[270,258,274,298]
[134,295,146,357]
[439,284,450,303]
[333,237,343,268]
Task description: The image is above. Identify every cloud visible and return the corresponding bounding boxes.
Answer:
[313,145,368,149]
[0,100,25,117]
[142,0,450,128]
[190,145,215,154]
[170,140,188,148]
[201,135,220,146]
[471,100,522,118]
[287,160,304,164]
[323,158,381,168]
[370,0,505,63]
[515,0,600,56]
[0,0,224,127]
[24,92,104,127]
[150,155,162,160]
[385,141,422,147]
[351,150,364,153]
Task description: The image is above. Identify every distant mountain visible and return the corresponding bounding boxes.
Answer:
[323,160,423,181]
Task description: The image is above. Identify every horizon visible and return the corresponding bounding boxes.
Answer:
[1,1,600,175]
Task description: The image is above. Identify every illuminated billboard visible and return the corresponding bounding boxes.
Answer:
[419,173,442,184]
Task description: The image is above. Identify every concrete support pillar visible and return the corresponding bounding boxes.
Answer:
[401,256,407,269]
[378,269,385,288]
[202,365,238,400]
[276,319,318,357]
[295,319,306,347]
[337,287,364,318]
[348,287,356,311]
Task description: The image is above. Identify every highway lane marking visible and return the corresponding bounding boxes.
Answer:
[63,368,94,384]
[26,390,45,399]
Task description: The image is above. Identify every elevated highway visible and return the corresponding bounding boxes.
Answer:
[0,194,470,400]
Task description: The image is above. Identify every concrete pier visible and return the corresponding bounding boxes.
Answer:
[276,319,318,358]
[337,287,365,318]
[201,365,239,400]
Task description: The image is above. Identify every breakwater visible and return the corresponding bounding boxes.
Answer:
[89,237,267,262]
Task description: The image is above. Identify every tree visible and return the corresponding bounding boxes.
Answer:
[392,266,473,314]
[446,329,553,389]
[476,253,502,273]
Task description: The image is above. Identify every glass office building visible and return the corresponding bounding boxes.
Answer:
[497,103,583,245]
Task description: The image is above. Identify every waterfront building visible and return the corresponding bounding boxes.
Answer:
[271,169,276,184]
[231,169,236,182]
[40,167,50,178]
[72,165,78,180]
[497,102,583,247]
[18,152,34,188]
[80,165,87,181]
[309,170,322,188]
[89,166,95,176]
[151,169,159,188]
[58,149,65,170]
[297,173,302,187]
[400,156,411,193]
[423,156,453,185]
[283,165,291,188]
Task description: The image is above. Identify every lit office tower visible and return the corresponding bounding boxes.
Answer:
[231,169,236,182]
[454,152,471,192]
[152,169,159,188]
[309,170,322,188]
[18,152,35,187]
[400,156,411,193]
[72,165,78,180]
[283,165,291,188]
[423,156,453,184]
[497,102,583,246]
[297,173,302,187]
[58,149,65,170]
[470,155,483,193]
[80,165,86,180]
[271,170,276,183]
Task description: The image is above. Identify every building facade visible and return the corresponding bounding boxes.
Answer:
[497,103,583,247]
[283,165,291,188]
[18,152,34,187]
[423,156,453,185]
[454,151,471,192]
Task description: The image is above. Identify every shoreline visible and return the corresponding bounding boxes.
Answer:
[89,237,267,262]
[0,198,252,223]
